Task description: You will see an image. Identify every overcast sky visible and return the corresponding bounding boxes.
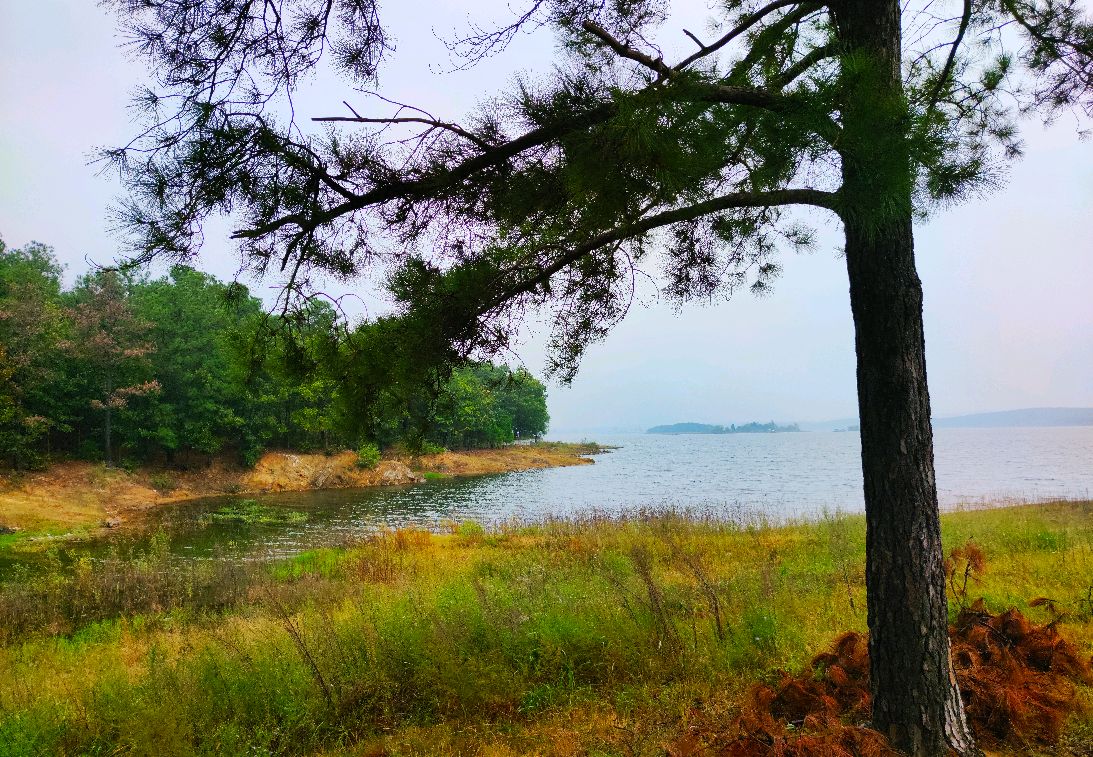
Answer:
[1,1,1090,434]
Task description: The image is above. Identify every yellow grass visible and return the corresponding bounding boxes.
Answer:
[0,500,1090,755]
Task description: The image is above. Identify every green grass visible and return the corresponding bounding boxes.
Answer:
[198,499,308,526]
[0,502,1090,756]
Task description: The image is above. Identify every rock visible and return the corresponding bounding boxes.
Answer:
[0,524,18,535]
[378,462,424,486]
[102,518,121,529]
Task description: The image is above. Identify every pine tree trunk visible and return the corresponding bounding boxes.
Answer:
[844,220,977,757]
[833,1,979,755]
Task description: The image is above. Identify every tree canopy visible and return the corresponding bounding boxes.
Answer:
[104,0,1090,379]
[0,237,548,469]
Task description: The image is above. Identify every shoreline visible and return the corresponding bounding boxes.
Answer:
[0,442,603,538]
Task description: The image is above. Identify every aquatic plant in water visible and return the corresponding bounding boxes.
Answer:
[199,500,307,526]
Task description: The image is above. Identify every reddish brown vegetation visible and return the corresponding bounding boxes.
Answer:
[670,604,1091,756]
[953,599,1092,748]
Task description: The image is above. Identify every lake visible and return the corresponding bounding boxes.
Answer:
[67,425,1093,560]
[6,426,1093,569]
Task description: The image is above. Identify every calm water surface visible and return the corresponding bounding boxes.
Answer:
[10,426,1093,567]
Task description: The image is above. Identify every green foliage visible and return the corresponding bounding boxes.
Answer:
[0,240,69,469]
[456,520,486,541]
[148,473,177,493]
[0,238,550,469]
[355,442,381,469]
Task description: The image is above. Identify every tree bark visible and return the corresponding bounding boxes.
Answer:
[833,1,979,755]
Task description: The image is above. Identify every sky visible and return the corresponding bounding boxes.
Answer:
[1,1,1090,435]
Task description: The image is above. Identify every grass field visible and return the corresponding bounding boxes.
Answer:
[0,501,1090,756]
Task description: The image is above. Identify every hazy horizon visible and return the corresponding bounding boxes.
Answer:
[2,1,1091,434]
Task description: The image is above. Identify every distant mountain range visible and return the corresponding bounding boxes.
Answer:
[931,407,1093,429]
[800,407,1093,432]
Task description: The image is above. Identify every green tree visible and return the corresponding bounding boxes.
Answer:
[65,271,159,465]
[102,2,1092,752]
[0,239,70,467]
[469,362,550,441]
[430,365,514,449]
[128,266,255,461]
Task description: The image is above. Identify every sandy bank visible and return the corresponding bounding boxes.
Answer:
[0,442,600,534]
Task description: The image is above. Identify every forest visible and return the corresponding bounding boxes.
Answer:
[0,236,549,470]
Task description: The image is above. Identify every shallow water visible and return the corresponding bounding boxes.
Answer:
[7,426,1093,569]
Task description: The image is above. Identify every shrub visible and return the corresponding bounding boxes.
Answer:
[149,472,177,493]
[356,442,381,469]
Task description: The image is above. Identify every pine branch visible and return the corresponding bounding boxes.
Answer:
[312,115,492,149]
[234,83,821,242]
[481,187,840,314]
[775,42,839,88]
[232,102,619,240]
[926,0,973,111]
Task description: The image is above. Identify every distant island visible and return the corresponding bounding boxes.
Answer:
[647,421,801,435]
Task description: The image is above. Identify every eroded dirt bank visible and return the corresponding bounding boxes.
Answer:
[0,443,600,534]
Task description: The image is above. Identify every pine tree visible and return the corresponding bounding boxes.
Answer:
[103,2,1092,753]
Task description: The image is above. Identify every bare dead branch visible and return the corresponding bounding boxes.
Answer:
[581,19,673,79]
[313,115,492,148]
[674,0,815,72]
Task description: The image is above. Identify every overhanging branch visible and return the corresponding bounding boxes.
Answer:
[232,101,619,240]
[481,187,841,314]
[234,82,826,242]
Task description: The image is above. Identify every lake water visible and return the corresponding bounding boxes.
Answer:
[8,426,1093,567]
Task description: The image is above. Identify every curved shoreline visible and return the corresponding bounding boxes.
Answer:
[0,442,603,537]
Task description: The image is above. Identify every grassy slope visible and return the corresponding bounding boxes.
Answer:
[0,443,599,535]
[0,502,1090,756]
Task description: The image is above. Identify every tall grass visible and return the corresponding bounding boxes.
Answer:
[0,503,1090,756]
